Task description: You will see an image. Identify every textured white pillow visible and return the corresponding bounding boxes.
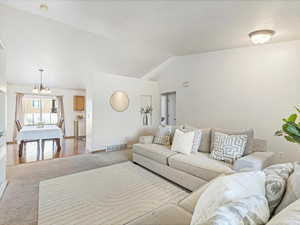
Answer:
[171,129,196,155]
[179,126,202,153]
[190,171,266,225]
[195,195,270,225]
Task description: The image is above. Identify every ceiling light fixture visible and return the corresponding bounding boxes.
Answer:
[249,29,275,45]
[40,3,48,11]
[32,69,51,94]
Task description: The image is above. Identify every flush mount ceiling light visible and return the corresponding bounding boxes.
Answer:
[249,29,275,44]
[40,3,48,11]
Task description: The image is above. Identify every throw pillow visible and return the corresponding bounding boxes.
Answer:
[190,171,266,225]
[265,198,300,225]
[198,128,211,153]
[274,163,300,215]
[153,125,171,145]
[171,129,198,155]
[139,136,154,144]
[194,195,270,225]
[211,128,254,155]
[210,132,248,164]
[179,125,202,153]
[168,125,181,144]
[263,163,294,214]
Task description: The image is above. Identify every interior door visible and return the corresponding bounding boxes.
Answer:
[167,93,176,125]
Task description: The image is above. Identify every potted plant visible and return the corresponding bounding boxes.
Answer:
[275,107,300,144]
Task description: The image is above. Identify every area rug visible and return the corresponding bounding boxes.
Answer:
[38,161,188,225]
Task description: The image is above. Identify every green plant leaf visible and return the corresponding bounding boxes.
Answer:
[288,114,298,122]
[282,124,291,135]
[274,130,283,136]
[296,107,300,113]
[291,134,300,144]
[282,118,289,123]
[284,136,296,143]
[286,124,300,136]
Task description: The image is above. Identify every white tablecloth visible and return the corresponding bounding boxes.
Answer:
[16,125,63,144]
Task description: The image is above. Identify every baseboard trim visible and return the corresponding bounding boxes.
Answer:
[7,136,85,143]
[0,180,8,199]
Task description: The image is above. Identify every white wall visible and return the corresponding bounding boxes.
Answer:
[0,41,7,197]
[86,73,160,152]
[6,84,85,142]
[0,44,6,131]
[152,40,300,163]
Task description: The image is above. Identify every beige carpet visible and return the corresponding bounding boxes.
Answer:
[0,150,132,225]
[38,161,188,225]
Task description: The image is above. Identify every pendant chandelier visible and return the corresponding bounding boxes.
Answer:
[32,69,51,94]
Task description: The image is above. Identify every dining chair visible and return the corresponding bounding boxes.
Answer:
[57,118,64,130]
[41,119,64,153]
[15,120,40,157]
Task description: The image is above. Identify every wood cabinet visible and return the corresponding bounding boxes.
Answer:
[73,96,85,111]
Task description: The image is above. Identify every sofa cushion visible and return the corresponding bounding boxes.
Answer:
[211,128,254,155]
[274,163,300,215]
[133,144,177,165]
[251,138,267,152]
[178,174,225,213]
[198,128,211,153]
[264,163,294,214]
[126,204,192,225]
[266,198,300,225]
[168,152,234,181]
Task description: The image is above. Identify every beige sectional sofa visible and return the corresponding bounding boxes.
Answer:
[127,175,300,225]
[133,128,274,191]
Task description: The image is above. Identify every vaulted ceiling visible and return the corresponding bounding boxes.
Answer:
[1,0,300,88]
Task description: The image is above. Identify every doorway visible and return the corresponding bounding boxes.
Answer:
[160,92,176,126]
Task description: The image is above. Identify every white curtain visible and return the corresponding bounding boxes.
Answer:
[13,93,24,141]
[57,96,65,136]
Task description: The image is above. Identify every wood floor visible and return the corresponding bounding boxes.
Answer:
[6,138,87,166]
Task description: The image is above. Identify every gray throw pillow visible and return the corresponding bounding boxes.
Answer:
[211,128,254,155]
[210,132,248,164]
[274,163,300,215]
[153,125,171,145]
[198,128,211,153]
[263,163,294,214]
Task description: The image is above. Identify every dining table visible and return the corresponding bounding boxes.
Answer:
[16,125,63,153]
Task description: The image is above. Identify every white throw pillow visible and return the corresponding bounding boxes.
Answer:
[171,129,197,155]
[190,171,266,225]
[195,195,270,225]
[179,126,202,153]
[210,132,247,164]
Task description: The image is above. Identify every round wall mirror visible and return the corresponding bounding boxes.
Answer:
[110,91,129,112]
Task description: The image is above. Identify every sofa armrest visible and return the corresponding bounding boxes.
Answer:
[233,152,275,172]
[139,136,154,144]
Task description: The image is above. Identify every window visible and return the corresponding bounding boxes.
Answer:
[23,96,58,125]
[32,100,40,109]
